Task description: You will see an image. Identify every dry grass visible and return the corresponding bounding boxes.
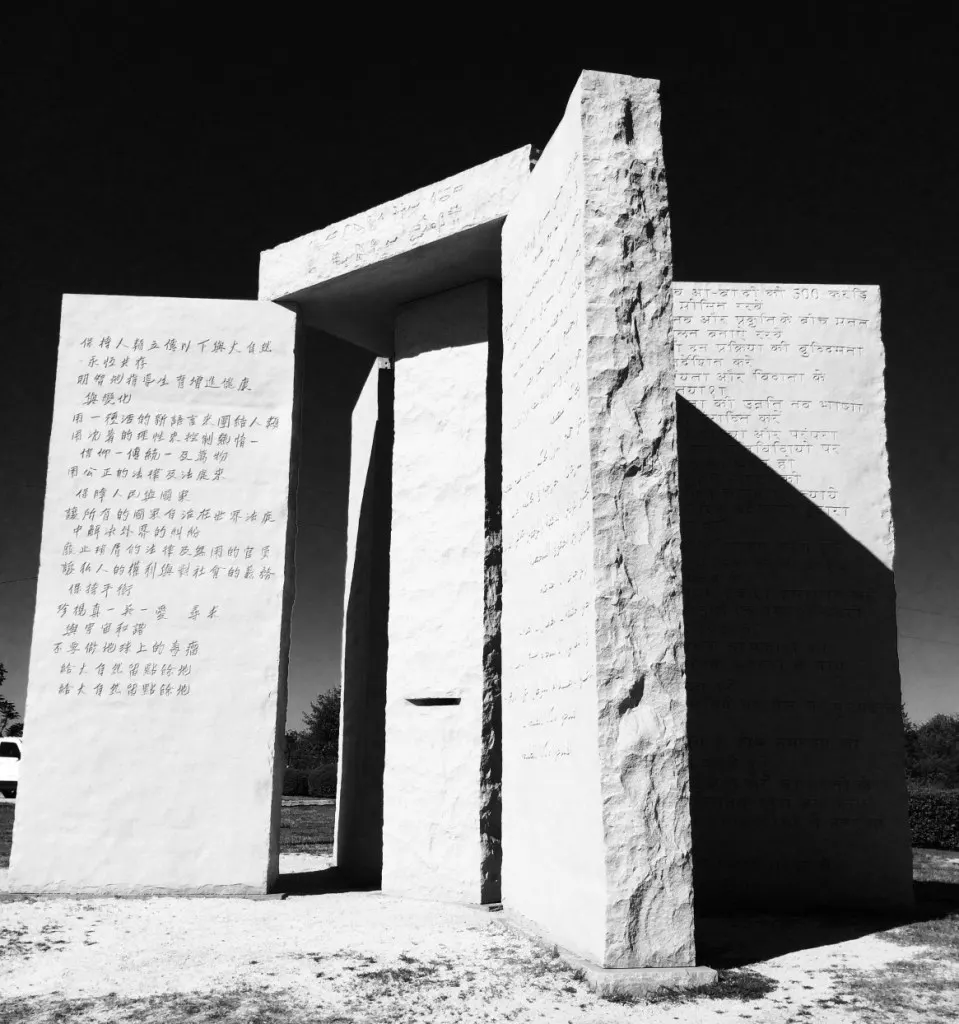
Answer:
[639,967,778,1005]
[825,955,959,1021]
[0,986,314,1024]
[0,804,13,866]
[813,849,959,1020]
[913,846,959,885]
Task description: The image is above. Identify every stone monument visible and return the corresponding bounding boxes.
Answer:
[10,295,297,894]
[499,73,694,968]
[259,147,531,904]
[10,69,912,988]
[673,282,913,910]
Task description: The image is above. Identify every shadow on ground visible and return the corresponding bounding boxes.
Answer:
[697,855,959,968]
[276,864,378,897]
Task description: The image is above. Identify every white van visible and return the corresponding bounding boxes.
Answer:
[0,737,22,798]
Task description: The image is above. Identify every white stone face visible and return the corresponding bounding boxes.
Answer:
[674,282,913,910]
[9,295,296,895]
[381,284,492,903]
[258,149,531,303]
[674,283,892,564]
[501,72,694,968]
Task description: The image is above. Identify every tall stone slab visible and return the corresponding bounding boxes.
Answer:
[500,73,694,968]
[334,357,392,884]
[381,282,502,904]
[10,294,297,895]
[674,282,913,909]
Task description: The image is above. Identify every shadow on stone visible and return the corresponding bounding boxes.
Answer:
[677,397,952,966]
[334,361,392,889]
[678,395,911,917]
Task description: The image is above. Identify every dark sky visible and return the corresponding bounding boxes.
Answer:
[1,8,957,729]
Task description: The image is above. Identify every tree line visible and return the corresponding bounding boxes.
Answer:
[0,664,21,737]
[903,704,959,788]
[285,685,339,770]
[2,667,954,788]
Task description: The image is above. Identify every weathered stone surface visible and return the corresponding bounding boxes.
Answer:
[260,147,529,295]
[10,295,297,895]
[381,282,500,903]
[674,282,913,910]
[333,357,392,885]
[500,909,717,997]
[258,149,531,355]
[501,72,694,968]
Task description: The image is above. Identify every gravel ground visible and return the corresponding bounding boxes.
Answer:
[0,803,956,1022]
[0,861,954,1023]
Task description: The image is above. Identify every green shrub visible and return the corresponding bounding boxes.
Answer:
[283,768,310,796]
[306,763,337,798]
[908,787,959,850]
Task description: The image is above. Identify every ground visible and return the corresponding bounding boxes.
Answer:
[0,800,956,1022]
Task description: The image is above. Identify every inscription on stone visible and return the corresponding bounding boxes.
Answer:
[503,147,594,767]
[10,294,296,894]
[501,72,695,970]
[674,281,912,910]
[674,283,888,556]
[48,327,289,697]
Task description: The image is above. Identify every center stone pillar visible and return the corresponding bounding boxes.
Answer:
[500,72,695,968]
[381,281,501,904]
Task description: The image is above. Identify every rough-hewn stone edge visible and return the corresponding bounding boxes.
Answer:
[863,283,915,872]
[258,147,533,301]
[868,286,896,569]
[480,282,503,905]
[578,71,695,968]
[498,909,716,996]
[267,307,304,893]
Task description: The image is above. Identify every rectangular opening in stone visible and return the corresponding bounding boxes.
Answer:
[263,150,530,901]
[405,697,462,706]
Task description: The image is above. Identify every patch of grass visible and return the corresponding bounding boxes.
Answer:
[0,803,13,868]
[828,954,959,1021]
[279,802,334,856]
[356,961,445,986]
[882,912,959,954]
[0,926,30,959]
[0,922,68,959]
[0,984,331,1024]
[913,846,959,884]
[641,968,778,1005]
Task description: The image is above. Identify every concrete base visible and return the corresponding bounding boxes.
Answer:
[499,909,718,998]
